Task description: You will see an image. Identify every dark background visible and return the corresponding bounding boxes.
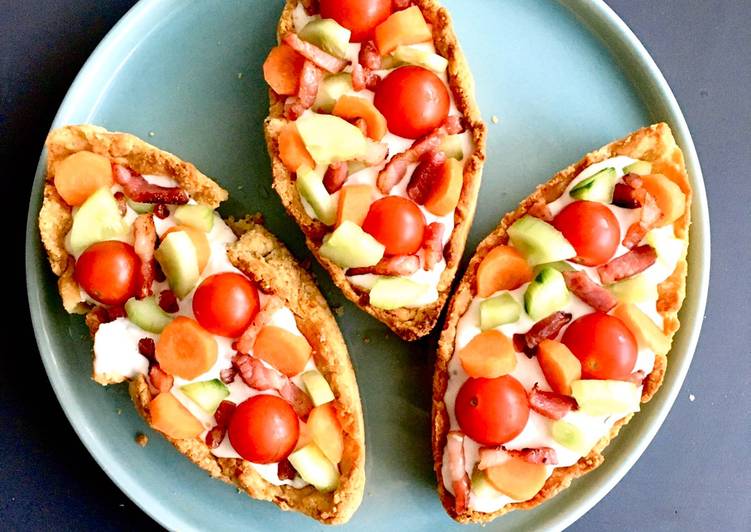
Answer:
[3,1,750,530]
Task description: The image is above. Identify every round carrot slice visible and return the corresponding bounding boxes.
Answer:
[476,245,534,297]
[54,151,113,206]
[156,316,218,380]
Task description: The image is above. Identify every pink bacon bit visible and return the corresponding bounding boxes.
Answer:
[282,33,347,73]
[351,62,366,92]
[137,338,156,361]
[280,381,314,420]
[153,203,170,219]
[562,270,617,313]
[407,150,447,204]
[149,365,174,393]
[528,198,554,222]
[205,400,236,449]
[392,0,412,9]
[612,182,645,209]
[376,116,463,194]
[112,163,189,205]
[277,459,298,481]
[627,369,647,385]
[622,192,662,249]
[114,191,127,216]
[347,255,420,276]
[513,311,573,356]
[422,222,445,271]
[446,431,471,514]
[353,41,382,91]
[133,214,157,298]
[323,162,348,194]
[158,289,179,313]
[284,60,324,120]
[478,446,559,469]
[597,244,657,285]
[528,384,578,420]
[359,40,381,70]
[234,296,285,355]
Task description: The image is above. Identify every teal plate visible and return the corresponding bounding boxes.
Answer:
[25,0,709,530]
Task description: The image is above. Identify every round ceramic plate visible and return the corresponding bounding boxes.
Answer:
[26,0,709,530]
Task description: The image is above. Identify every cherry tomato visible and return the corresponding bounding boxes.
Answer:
[455,376,530,446]
[374,66,450,139]
[362,196,425,256]
[192,272,260,338]
[75,240,139,305]
[552,200,620,266]
[562,312,637,380]
[320,0,392,42]
[228,394,299,464]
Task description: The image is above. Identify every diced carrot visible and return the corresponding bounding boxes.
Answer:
[476,245,534,297]
[485,458,548,501]
[278,123,316,173]
[424,158,463,216]
[253,325,312,377]
[612,303,672,355]
[155,316,218,380]
[374,5,432,55]
[53,151,114,206]
[537,339,582,395]
[162,225,210,272]
[336,185,374,227]
[650,160,690,195]
[640,173,686,226]
[307,403,344,464]
[458,330,517,379]
[263,44,305,96]
[149,392,203,439]
[332,95,387,141]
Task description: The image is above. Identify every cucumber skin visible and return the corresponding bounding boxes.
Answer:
[125,296,173,333]
[180,379,229,414]
[524,267,570,321]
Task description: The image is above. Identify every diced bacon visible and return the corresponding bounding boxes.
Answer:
[513,311,573,356]
[114,191,127,216]
[220,366,237,385]
[376,116,463,193]
[137,338,156,360]
[528,384,578,420]
[392,0,412,9]
[283,60,323,119]
[356,141,389,166]
[612,182,645,208]
[206,400,236,449]
[323,162,348,193]
[235,296,285,354]
[478,446,559,469]
[347,255,420,276]
[359,40,382,70]
[158,289,179,313]
[446,431,470,514]
[112,164,189,205]
[153,203,170,219]
[528,198,553,222]
[283,98,307,121]
[280,381,314,420]
[622,173,643,188]
[133,214,157,298]
[351,61,366,92]
[352,42,382,92]
[563,270,617,313]
[622,192,661,249]
[407,150,446,204]
[154,260,166,282]
[597,245,657,285]
[365,71,382,91]
[149,365,174,393]
[422,222,445,271]
[277,459,298,481]
[282,33,347,73]
[107,305,126,320]
[232,353,287,391]
[627,369,646,385]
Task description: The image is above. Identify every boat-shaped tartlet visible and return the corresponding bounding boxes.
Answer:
[38,125,365,524]
[262,0,486,340]
[432,123,691,522]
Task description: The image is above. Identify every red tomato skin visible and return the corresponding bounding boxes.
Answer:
[228,395,299,464]
[319,0,392,42]
[374,66,450,139]
[561,312,638,380]
[192,272,260,338]
[552,200,620,266]
[455,376,530,446]
[75,240,139,305]
[362,196,426,256]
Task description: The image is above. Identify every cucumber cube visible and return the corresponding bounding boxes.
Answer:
[302,370,335,406]
[180,379,229,414]
[174,204,214,232]
[507,215,576,266]
[480,293,521,330]
[125,296,173,333]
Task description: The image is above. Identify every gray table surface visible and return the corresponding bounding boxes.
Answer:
[4,0,750,530]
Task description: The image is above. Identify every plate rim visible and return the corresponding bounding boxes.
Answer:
[24,0,710,530]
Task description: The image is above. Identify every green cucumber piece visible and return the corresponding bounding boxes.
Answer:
[439,134,464,161]
[532,260,575,276]
[471,466,501,498]
[623,160,652,176]
[507,215,576,266]
[313,73,353,113]
[124,296,173,333]
[369,277,430,310]
[70,188,129,254]
[301,370,335,406]
[154,231,200,297]
[320,221,385,268]
[298,18,351,59]
[296,166,337,226]
[180,379,229,414]
[295,113,368,166]
[126,198,155,214]
[571,379,641,416]
[288,443,339,492]
[524,266,570,321]
[551,420,593,455]
[569,167,616,203]
[174,204,214,232]
[391,45,448,72]
[480,293,521,330]
[607,274,657,304]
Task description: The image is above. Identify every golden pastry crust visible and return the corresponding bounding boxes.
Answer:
[38,126,365,524]
[264,0,487,340]
[432,123,691,523]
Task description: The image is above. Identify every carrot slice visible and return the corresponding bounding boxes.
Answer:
[640,173,686,226]
[279,123,316,173]
[476,245,534,297]
[650,160,690,195]
[149,392,203,439]
[537,339,582,395]
[424,158,463,216]
[336,185,374,227]
[53,151,114,206]
[485,458,548,501]
[308,403,344,464]
[155,316,218,380]
[458,330,517,378]
[263,44,305,96]
[374,6,432,55]
[162,225,210,273]
[253,325,312,377]
[332,95,387,141]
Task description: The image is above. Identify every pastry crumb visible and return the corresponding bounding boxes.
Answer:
[148,131,156,137]
[333,305,344,317]
[237,72,244,79]
[689,393,695,402]
[363,336,370,344]
[135,433,149,447]
[116,408,122,415]
[491,115,499,124]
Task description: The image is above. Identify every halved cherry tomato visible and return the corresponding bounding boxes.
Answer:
[455,376,530,446]
[75,240,139,305]
[552,200,620,266]
[192,272,260,338]
[561,312,637,380]
[373,66,449,139]
[228,394,299,464]
[362,196,425,255]
[319,0,392,42]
